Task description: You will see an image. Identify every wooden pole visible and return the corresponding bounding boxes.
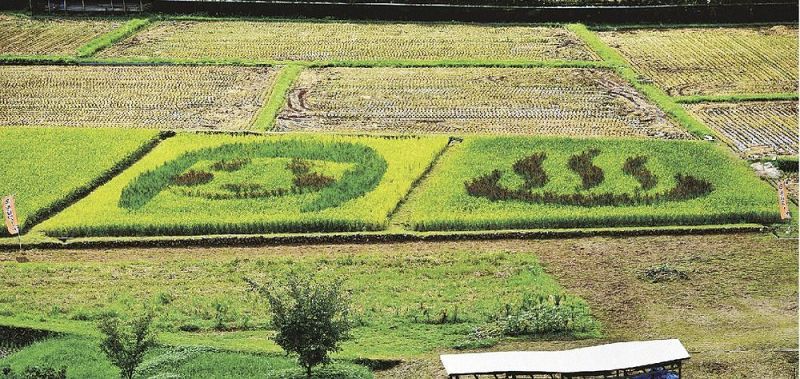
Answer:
[122,0,126,13]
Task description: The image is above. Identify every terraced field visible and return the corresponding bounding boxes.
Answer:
[100,20,598,62]
[0,14,122,56]
[0,127,160,236]
[0,65,277,129]
[598,25,799,96]
[38,134,448,237]
[397,136,779,231]
[276,67,689,138]
[686,101,798,158]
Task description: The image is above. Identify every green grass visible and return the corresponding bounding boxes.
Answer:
[397,136,779,231]
[37,134,448,237]
[253,65,304,130]
[0,127,162,236]
[0,250,598,358]
[76,18,151,58]
[567,23,718,138]
[0,336,371,379]
[674,92,800,104]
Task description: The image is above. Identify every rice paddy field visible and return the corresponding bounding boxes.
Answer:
[597,25,799,96]
[99,20,598,62]
[685,101,798,157]
[0,12,797,379]
[276,67,689,137]
[397,136,780,231]
[0,65,278,130]
[37,134,448,237]
[0,127,160,236]
[0,14,123,56]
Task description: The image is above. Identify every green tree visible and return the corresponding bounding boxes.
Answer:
[247,272,352,379]
[98,313,156,379]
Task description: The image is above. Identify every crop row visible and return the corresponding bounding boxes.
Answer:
[99,20,598,62]
[598,25,798,96]
[0,65,277,130]
[276,67,690,138]
[0,14,122,56]
[685,101,798,158]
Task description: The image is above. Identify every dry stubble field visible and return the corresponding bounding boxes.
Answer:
[276,67,689,137]
[0,65,277,130]
[686,101,798,157]
[0,14,122,56]
[598,25,798,96]
[100,20,598,62]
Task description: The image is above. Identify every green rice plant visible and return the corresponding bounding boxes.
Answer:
[398,136,779,231]
[0,127,161,236]
[37,134,448,237]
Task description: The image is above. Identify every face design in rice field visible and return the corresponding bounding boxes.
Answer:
[119,140,387,212]
[465,148,713,206]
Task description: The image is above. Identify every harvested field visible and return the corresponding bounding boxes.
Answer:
[0,65,277,130]
[686,101,798,158]
[0,14,122,56]
[276,67,689,138]
[598,25,799,96]
[100,20,598,62]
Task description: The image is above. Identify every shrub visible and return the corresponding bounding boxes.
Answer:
[246,272,352,379]
[0,365,67,379]
[98,313,157,379]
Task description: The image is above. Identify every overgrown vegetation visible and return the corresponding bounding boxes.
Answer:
[0,336,372,379]
[0,249,596,358]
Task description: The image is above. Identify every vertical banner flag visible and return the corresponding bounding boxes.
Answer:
[2,195,19,235]
[777,180,791,220]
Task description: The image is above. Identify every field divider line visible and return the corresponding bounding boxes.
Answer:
[0,223,767,250]
[16,130,174,236]
[75,18,153,58]
[674,92,799,104]
[385,137,454,230]
[567,23,719,140]
[250,64,304,131]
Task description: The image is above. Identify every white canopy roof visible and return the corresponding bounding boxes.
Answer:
[440,339,689,376]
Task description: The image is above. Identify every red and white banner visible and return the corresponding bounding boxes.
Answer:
[777,180,791,220]
[2,195,19,235]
